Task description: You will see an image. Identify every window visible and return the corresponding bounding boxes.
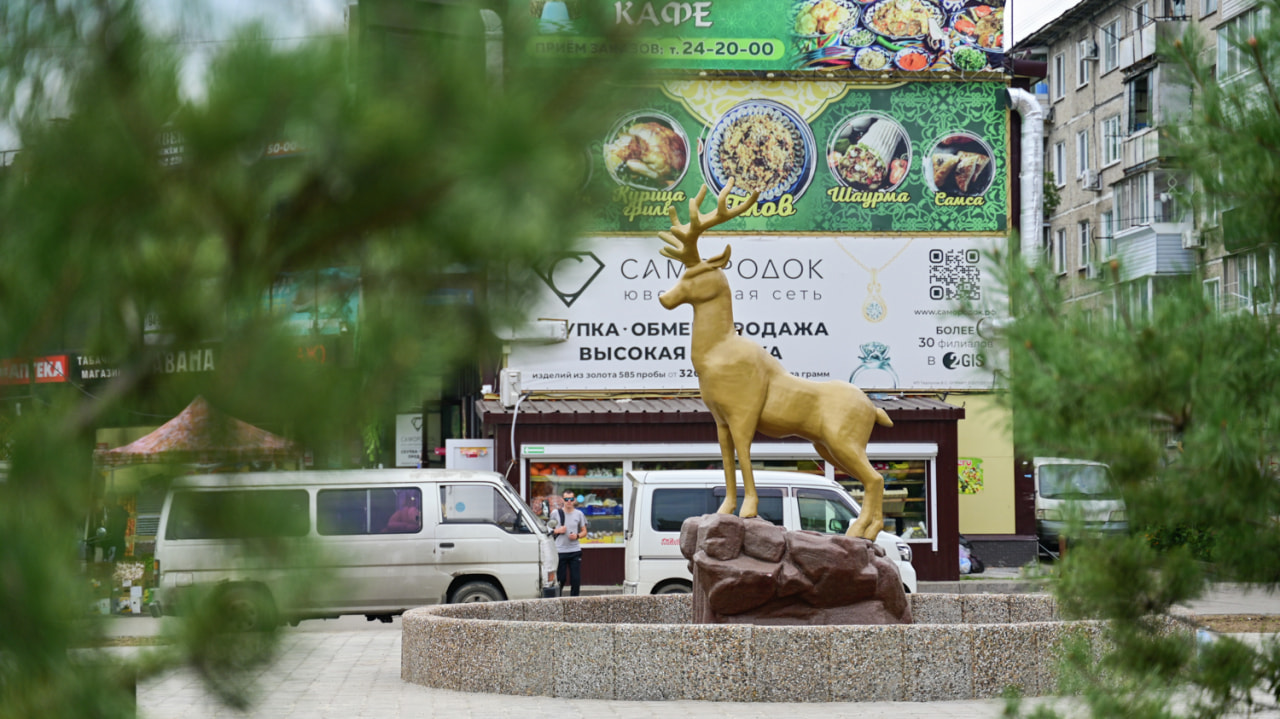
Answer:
[1120,173,1153,227]
[1203,0,1218,16]
[1102,115,1123,165]
[440,485,524,533]
[1079,221,1092,268]
[318,487,420,535]
[1055,228,1067,273]
[1129,74,1151,132]
[529,461,624,544]
[1225,251,1270,310]
[165,489,310,540]
[1162,0,1186,17]
[1136,1,1151,26]
[1134,173,1151,224]
[1078,39,1094,85]
[1102,19,1120,72]
[1100,210,1115,258]
[1039,464,1118,499]
[1204,277,1221,310]
[797,488,858,534]
[836,460,931,539]
[1053,142,1066,184]
[1123,278,1153,319]
[649,488,784,531]
[1052,53,1066,99]
[1077,130,1091,177]
[1219,8,1267,79]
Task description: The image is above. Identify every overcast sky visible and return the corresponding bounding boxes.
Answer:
[0,1,349,150]
[151,0,349,103]
[1009,0,1079,47]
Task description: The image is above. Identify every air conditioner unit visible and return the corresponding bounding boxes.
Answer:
[1181,227,1204,249]
[1044,106,1055,122]
[499,368,522,408]
[1081,40,1099,60]
[1086,262,1103,279]
[1081,169,1101,190]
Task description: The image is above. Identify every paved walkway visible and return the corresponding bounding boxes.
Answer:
[131,580,1280,719]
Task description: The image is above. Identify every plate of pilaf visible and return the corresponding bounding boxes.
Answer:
[701,99,816,202]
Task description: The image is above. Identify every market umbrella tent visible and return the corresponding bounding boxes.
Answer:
[94,395,298,467]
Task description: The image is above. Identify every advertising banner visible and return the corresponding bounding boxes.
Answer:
[508,235,1004,392]
[517,0,1006,73]
[587,80,1007,234]
[0,355,69,385]
[396,414,424,468]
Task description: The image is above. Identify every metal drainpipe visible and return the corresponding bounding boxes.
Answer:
[480,9,503,91]
[1006,88,1044,266]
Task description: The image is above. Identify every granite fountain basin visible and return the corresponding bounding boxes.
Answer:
[400,593,1155,702]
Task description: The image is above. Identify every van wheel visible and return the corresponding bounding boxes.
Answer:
[654,582,691,595]
[449,581,503,603]
[218,587,277,632]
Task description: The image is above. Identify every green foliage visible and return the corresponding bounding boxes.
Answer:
[1143,523,1216,562]
[0,0,645,716]
[992,3,1280,709]
[993,241,1280,716]
[1163,5,1280,256]
[1043,171,1062,216]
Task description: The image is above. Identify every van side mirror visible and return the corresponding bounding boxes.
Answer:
[828,518,848,533]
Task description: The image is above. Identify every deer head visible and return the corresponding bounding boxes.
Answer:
[658,180,758,310]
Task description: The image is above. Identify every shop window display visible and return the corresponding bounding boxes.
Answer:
[836,459,929,539]
[529,461,624,545]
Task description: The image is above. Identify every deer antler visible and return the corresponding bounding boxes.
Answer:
[658,179,760,267]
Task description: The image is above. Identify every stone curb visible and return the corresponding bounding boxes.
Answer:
[400,593,1156,703]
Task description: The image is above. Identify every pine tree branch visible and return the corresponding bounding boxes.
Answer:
[1248,38,1280,124]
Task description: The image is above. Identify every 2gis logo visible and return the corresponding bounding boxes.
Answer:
[942,351,985,370]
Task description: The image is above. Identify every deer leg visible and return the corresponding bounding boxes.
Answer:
[845,453,885,540]
[731,427,759,519]
[715,422,738,515]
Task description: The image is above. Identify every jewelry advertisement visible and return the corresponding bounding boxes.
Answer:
[509,234,1006,392]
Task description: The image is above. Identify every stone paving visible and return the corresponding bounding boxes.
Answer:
[139,627,1076,719]
[131,577,1280,719]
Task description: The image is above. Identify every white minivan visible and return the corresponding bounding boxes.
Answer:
[153,469,550,628]
[1033,457,1128,555]
[623,470,917,595]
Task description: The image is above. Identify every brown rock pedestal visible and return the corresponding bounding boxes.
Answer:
[680,514,912,626]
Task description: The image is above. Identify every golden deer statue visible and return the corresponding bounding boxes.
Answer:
[657,180,893,539]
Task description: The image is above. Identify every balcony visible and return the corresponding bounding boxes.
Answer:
[1119,19,1187,70]
[1112,221,1195,282]
[1123,127,1164,171]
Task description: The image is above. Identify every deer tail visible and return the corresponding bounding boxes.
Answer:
[875,407,893,428]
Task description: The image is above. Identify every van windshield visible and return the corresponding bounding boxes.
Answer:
[1039,464,1118,500]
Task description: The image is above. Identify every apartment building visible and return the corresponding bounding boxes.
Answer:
[1014,0,1267,317]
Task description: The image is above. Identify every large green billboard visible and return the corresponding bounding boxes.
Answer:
[584,79,1007,233]
[518,0,1006,73]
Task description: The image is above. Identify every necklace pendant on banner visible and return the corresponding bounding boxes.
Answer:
[835,238,912,325]
[862,279,887,323]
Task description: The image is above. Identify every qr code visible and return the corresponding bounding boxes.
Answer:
[928,248,981,301]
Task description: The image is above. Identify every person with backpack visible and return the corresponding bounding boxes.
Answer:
[552,492,588,596]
